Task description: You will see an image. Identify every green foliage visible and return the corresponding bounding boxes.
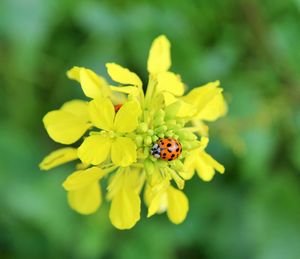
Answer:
[1,0,300,258]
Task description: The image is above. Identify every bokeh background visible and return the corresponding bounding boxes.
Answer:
[1,0,300,258]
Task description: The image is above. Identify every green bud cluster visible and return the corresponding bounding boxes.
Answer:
[134,107,200,164]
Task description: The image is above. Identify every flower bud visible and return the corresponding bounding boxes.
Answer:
[152,135,159,142]
[155,125,168,133]
[135,135,143,147]
[144,136,153,146]
[138,122,148,133]
[147,129,154,136]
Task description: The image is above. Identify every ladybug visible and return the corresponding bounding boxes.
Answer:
[151,138,182,161]
[114,104,122,112]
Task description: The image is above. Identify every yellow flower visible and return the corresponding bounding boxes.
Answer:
[67,66,111,99]
[39,147,78,170]
[78,98,141,167]
[40,34,227,230]
[43,100,91,144]
[183,137,225,181]
[107,167,144,229]
[144,178,189,224]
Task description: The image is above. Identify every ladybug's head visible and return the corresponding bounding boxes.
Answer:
[150,143,161,159]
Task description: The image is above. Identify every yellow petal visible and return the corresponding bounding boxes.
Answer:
[110,86,140,96]
[182,148,203,180]
[63,167,104,191]
[67,67,111,98]
[163,92,177,106]
[80,68,111,99]
[43,110,90,144]
[144,184,152,208]
[67,182,101,215]
[196,92,227,121]
[147,190,168,217]
[163,93,196,119]
[199,137,209,149]
[194,150,224,182]
[181,156,196,180]
[177,102,197,118]
[191,120,210,136]
[113,100,141,133]
[106,63,142,87]
[201,152,225,174]
[167,186,189,224]
[195,157,215,182]
[106,168,124,200]
[111,137,137,167]
[89,98,115,131]
[147,35,171,75]
[109,188,141,229]
[144,179,170,217]
[181,81,223,119]
[39,147,78,171]
[165,167,184,190]
[67,66,81,82]
[78,135,112,165]
[157,72,184,96]
[61,99,89,120]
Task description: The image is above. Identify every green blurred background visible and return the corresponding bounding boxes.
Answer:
[1,0,300,258]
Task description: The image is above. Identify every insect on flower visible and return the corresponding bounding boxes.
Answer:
[151,138,182,161]
[40,35,227,230]
[114,104,123,112]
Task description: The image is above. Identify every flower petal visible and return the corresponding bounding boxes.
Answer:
[109,170,141,229]
[147,35,171,75]
[67,66,81,82]
[113,100,141,133]
[195,157,215,182]
[195,150,225,182]
[181,154,196,180]
[165,99,196,119]
[43,110,90,144]
[89,98,115,131]
[111,137,137,167]
[196,93,227,121]
[156,72,184,96]
[106,63,142,87]
[181,81,224,120]
[62,167,105,191]
[200,152,225,174]
[109,188,141,230]
[80,68,111,99]
[61,99,89,120]
[67,182,101,215]
[147,189,168,217]
[67,67,111,98]
[110,86,140,96]
[78,135,112,165]
[39,147,78,171]
[167,186,189,224]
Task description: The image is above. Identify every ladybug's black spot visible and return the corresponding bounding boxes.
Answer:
[168,158,173,161]
[163,153,167,156]
[176,148,179,152]
[161,142,164,145]
[171,154,175,158]
[167,143,172,147]
[180,148,182,152]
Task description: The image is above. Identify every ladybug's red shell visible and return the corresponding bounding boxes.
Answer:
[114,104,122,112]
[151,138,182,161]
